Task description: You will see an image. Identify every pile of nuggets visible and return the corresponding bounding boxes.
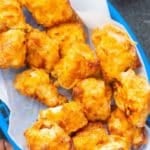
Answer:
[0,0,150,150]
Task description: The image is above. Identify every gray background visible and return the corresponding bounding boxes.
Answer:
[110,0,150,60]
[0,0,150,141]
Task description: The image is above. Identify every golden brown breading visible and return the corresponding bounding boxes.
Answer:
[39,101,88,134]
[20,0,73,27]
[132,127,147,149]
[51,43,100,89]
[92,23,140,82]
[73,122,131,150]
[108,109,133,142]
[0,29,26,68]
[108,109,146,148]
[47,23,86,57]
[14,69,67,107]
[96,135,131,150]
[73,78,112,121]
[26,29,60,72]
[0,0,26,32]
[73,122,108,150]
[25,120,72,150]
[114,69,150,127]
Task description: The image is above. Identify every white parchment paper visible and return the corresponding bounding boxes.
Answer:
[0,0,149,149]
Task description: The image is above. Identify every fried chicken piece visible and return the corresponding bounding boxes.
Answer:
[0,29,26,68]
[14,69,66,107]
[20,0,73,27]
[114,69,150,127]
[0,0,26,32]
[47,23,86,57]
[73,122,130,150]
[73,122,108,150]
[92,23,140,82]
[132,127,147,149]
[96,135,131,150]
[51,43,100,89]
[108,109,133,142]
[39,101,88,134]
[26,29,60,72]
[73,78,112,121]
[25,120,72,150]
[108,109,146,148]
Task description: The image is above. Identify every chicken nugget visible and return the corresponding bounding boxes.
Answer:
[20,0,73,27]
[114,69,150,127]
[73,78,112,121]
[92,23,140,82]
[26,29,60,72]
[132,127,147,149]
[39,101,88,134]
[47,23,86,57]
[0,0,26,32]
[108,109,146,148]
[51,43,100,89]
[14,68,67,107]
[25,120,72,150]
[0,29,26,68]
[73,122,108,150]
[96,135,131,150]
[108,109,133,141]
[73,122,131,150]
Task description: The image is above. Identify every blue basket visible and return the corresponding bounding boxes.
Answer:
[0,1,150,150]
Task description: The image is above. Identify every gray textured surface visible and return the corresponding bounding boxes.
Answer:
[110,0,150,60]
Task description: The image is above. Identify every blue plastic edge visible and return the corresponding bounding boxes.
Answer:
[0,116,20,150]
[0,100,20,150]
[0,2,149,150]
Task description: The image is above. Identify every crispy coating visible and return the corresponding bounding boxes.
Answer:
[108,109,133,142]
[47,23,86,57]
[92,23,140,82]
[73,78,112,121]
[73,122,108,150]
[73,122,131,150]
[132,127,147,149]
[0,0,27,32]
[96,135,131,150]
[20,0,73,27]
[0,29,26,68]
[39,101,88,134]
[14,69,67,107]
[114,69,150,127]
[25,120,72,150]
[51,43,100,89]
[26,29,60,72]
[108,109,146,148]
